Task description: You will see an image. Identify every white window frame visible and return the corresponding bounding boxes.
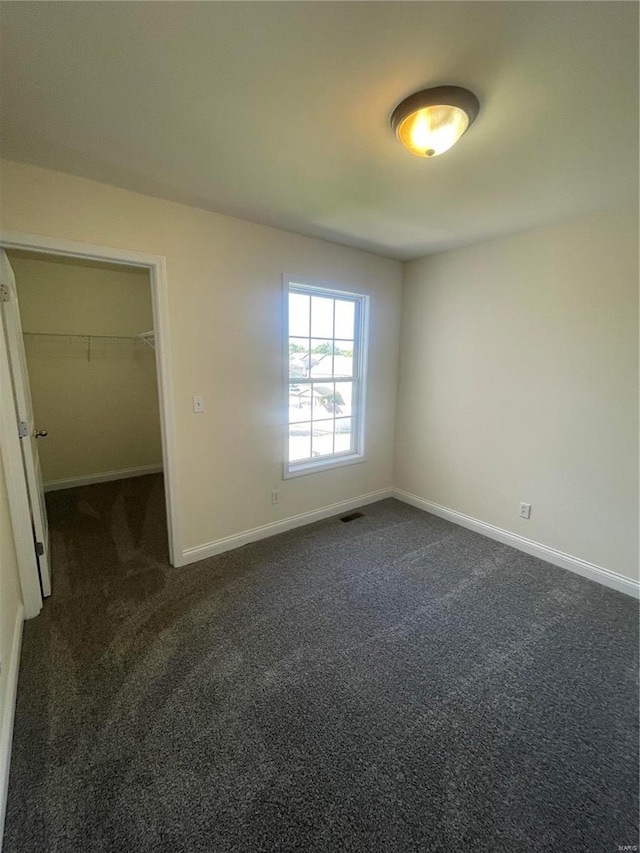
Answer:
[283,277,369,479]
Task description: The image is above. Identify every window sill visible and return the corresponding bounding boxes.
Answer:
[283,452,367,480]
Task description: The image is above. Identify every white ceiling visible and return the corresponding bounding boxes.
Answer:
[1,2,637,261]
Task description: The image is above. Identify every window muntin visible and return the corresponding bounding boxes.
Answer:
[285,282,367,477]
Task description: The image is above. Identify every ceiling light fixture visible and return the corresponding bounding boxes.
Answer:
[390,85,480,158]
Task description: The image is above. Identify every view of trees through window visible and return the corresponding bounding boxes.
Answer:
[287,286,361,468]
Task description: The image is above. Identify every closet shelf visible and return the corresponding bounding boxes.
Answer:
[24,331,155,344]
[23,332,141,341]
[23,331,157,360]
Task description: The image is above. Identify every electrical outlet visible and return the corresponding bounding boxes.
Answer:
[193,395,204,413]
[519,502,531,519]
[271,490,279,505]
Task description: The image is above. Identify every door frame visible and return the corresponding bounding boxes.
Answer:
[0,230,181,618]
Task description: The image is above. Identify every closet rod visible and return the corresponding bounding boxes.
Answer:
[23,332,146,340]
[22,331,156,361]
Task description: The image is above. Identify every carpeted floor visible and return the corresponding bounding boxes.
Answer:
[3,475,638,852]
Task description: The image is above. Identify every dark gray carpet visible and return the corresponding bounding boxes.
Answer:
[3,475,638,852]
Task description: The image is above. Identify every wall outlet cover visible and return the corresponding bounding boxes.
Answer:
[519,502,531,519]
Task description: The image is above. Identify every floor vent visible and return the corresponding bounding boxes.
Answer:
[340,511,364,523]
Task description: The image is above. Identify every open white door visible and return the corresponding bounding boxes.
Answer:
[0,249,51,596]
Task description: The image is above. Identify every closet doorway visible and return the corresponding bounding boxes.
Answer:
[0,234,179,616]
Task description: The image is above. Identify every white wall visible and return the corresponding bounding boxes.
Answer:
[395,209,639,580]
[0,160,403,556]
[7,253,162,484]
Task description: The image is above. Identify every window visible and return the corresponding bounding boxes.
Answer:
[285,280,368,477]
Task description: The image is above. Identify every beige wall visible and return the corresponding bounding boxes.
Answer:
[7,253,162,483]
[6,161,632,581]
[395,209,639,580]
[0,452,23,735]
[0,160,403,554]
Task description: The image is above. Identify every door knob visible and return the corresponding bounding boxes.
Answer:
[34,429,48,438]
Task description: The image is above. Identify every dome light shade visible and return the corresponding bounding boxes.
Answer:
[391,86,480,158]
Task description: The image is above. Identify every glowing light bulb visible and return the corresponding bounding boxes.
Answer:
[409,112,432,151]
[400,105,469,157]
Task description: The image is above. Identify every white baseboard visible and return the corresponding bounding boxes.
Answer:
[393,490,639,599]
[180,488,394,566]
[0,604,24,848]
[177,483,638,598]
[44,464,163,493]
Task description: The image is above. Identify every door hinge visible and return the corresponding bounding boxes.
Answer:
[18,420,28,438]
[35,541,45,557]
[0,283,9,302]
